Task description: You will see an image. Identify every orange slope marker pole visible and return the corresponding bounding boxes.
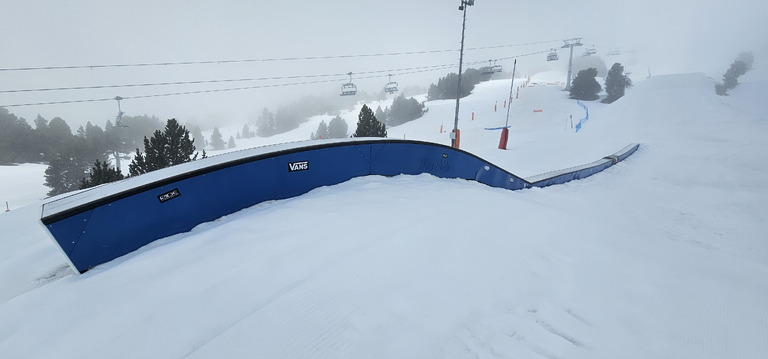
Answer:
[499,59,517,150]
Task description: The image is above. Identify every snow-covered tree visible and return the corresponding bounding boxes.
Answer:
[388,94,426,126]
[603,63,632,104]
[210,127,226,150]
[327,116,348,138]
[374,106,387,125]
[128,118,199,176]
[241,123,254,138]
[311,120,329,140]
[352,105,387,138]
[569,68,601,101]
[79,159,124,189]
[716,52,754,96]
[44,153,89,196]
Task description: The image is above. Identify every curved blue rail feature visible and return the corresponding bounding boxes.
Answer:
[527,143,639,187]
[40,139,638,273]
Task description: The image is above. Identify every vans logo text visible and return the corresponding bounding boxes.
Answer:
[288,161,309,172]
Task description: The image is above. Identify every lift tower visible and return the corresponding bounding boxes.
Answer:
[451,0,474,148]
[562,38,583,91]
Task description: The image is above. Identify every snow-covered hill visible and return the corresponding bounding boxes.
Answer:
[1,73,767,358]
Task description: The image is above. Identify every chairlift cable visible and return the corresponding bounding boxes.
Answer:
[0,40,562,72]
[0,48,557,108]
[0,64,457,94]
[0,66,455,107]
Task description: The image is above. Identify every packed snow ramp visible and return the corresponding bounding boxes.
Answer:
[40,138,638,273]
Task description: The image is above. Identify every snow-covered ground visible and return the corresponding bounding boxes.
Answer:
[0,163,49,211]
[1,72,767,358]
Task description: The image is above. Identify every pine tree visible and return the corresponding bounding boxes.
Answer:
[79,159,125,189]
[327,116,348,138]
[129,149,146,175]
[44,153,89,196]
[191,126,205,150]
[128,118,199,176]
[84,122,106,157]
[210,127,226,150]
[33,115,50,160]
[603,63,632,104]
[256,108,277,136]
[716,52,754,95]
[34,115,76,162]
[227,136,236,149]
[312,120,329,140]
[427,68,485,101]
[352,105,387,138]
[47,117,74,150]
[374,106,387,125]
[569,68,602,101]
[388,94,426,126]
[241,123,253,138]
[0,107,37,164]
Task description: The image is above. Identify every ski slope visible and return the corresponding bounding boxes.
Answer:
[1,72,767,358]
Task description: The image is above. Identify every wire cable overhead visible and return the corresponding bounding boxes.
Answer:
[0,41,567,108]
[0,40,562,73]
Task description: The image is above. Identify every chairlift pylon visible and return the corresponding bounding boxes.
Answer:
[384,74,399,95]
[546,49,559,61]
[340,72,357,96]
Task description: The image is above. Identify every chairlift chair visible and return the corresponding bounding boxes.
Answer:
[340,83,357,96]
[547,49,559,61]
[481,60,495,75]
[340,72,357,96]
[384,74,399,94]
[606,49,620,56]
[491,60,502,73]
[583,46,597,56]
[114,96,129,128]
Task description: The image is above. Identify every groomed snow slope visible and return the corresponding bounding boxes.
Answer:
[1,73,767,358]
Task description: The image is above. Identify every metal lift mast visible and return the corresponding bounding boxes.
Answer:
[562,38,583,91]
[452,0,474,148]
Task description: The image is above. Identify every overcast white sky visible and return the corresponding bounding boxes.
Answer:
[1,0,766,129]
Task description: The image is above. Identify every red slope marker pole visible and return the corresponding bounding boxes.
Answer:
[499,59,517,150]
